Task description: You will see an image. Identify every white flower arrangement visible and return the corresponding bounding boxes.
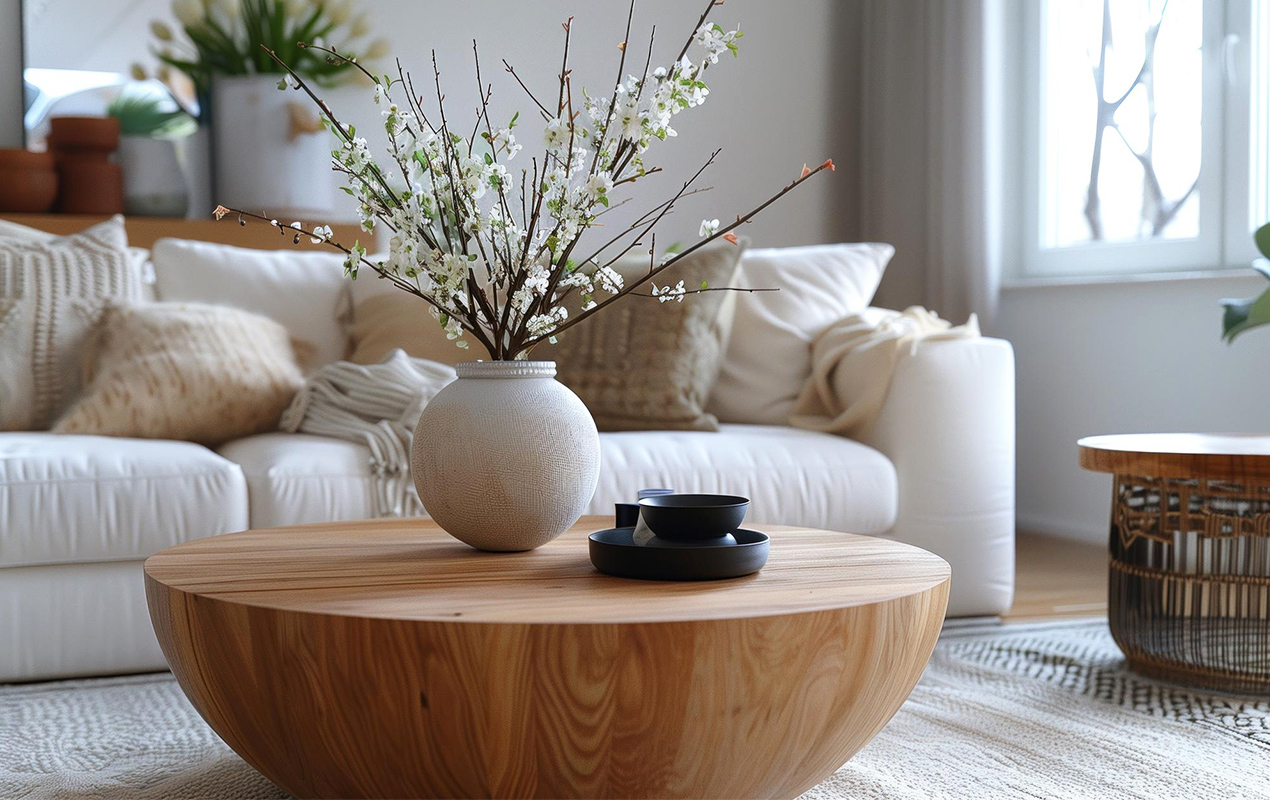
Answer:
[215,1,834,360]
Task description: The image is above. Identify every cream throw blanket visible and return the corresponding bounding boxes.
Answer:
[790,306,980,436]
[279,349,456,517]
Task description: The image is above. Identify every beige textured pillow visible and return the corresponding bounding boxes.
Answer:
[0,216,142,430]
[54,303,303,446]
[347,283,468,366]
[545,240,747,432]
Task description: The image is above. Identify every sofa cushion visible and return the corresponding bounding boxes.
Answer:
[0,433,248,568]
[218,432,377,528]
[54,303,304,446]
[151,238,351,369]
[218,425,898,535]
[549,241,745,432]
[708,243,893,426]
[590,424,898,534]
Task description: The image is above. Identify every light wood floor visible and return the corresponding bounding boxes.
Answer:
[1002,531,1107,622]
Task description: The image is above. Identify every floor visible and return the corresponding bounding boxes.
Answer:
[1003,531,1107,622]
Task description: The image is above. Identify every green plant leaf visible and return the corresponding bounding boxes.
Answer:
[106,93,196,137]
[1255,223,1270,260]
[1220,260,1270,342]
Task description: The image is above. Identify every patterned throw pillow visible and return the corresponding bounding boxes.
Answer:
[54,303,304,446]
[347,279,470,367]
[545,240,747,432]
[0,216,142,430]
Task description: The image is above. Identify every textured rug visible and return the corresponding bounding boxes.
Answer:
[2,619,1269,799]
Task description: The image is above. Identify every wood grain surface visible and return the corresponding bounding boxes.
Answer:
[145,517,950,799]
[1078,433,1270,480]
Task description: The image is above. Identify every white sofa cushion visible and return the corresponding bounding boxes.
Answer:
[0,433,248,568]
[150,238,352,369]
[709,243,893,426]
[218,425,898,536]
[590,425,898,534]
[218,432,377,528]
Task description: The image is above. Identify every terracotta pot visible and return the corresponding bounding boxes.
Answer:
[0,149,54,170]
[0,150,57,213]
[48,116,121,154]
[57,158,124,214]
[51,150,111,168]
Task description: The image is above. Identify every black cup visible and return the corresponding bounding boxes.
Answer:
[615,502,641,528]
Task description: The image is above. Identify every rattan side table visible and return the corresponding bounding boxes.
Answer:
[1080,433,1270,692]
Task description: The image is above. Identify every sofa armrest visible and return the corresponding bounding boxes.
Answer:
[854,330,1015,618]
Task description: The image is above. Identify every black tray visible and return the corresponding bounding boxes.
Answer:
[588,527,770,581]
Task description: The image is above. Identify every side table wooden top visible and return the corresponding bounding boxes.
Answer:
[1078,433,1270,480]
[144,516,950,625]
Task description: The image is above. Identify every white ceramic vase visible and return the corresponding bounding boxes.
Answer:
[118,135,189,217]
[411,361,600,551]
[211,75,335,219]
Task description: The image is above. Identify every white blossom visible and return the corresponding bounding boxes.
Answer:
[543,117,570,150]
[526,306,568,337]
[699,218,720,237]
[652,280,687,303]
[595,264,624,294]
[581,171,613,204]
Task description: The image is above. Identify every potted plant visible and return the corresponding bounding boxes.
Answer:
[216,1,834,550]
[147,0,386,217]
[1221,224,1270,342]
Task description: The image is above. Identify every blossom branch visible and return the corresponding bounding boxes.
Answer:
[522,158,834,349]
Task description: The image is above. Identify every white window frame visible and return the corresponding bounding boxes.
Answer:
[1016,0,1249,280]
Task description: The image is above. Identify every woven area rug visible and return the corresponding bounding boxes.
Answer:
[3,618,1269,799]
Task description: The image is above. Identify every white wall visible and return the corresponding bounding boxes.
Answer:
[996,272,1270,545]
[17,0,849,246]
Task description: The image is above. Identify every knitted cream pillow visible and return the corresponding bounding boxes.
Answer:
[0,216,142,430]
[54,303,303,446]
[545,240,747,432]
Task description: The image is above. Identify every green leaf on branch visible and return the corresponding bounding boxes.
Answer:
[1220,260,1270,343]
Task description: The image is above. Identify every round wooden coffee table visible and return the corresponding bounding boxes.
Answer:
[145,517,950,799]
[1080,433,1270,692]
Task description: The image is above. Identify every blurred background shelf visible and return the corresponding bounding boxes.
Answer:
[0,213,369,250]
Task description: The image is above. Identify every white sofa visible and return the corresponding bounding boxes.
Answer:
[0,240,1015,682]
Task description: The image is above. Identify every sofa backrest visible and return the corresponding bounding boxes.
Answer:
[145,237,896,420]
[151,237,352,370]
[708,243,894,425]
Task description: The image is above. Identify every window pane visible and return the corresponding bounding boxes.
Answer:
[1039,0,1204,250]
[1250,0,1270,237]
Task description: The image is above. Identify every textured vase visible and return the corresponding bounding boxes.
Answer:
[411,361,600,551]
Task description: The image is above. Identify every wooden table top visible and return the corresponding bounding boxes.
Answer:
[1078,433,1270,480]
[144,517,950,625]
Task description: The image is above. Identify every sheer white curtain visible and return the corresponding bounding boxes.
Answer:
[856,0,1005,327]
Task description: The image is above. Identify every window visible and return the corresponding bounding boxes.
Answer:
[1021,0,1266,278]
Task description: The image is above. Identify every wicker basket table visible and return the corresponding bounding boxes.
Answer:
[1080,433,1270,692]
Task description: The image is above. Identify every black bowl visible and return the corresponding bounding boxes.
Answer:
[637,494,749,540]
[589,527,769,580]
